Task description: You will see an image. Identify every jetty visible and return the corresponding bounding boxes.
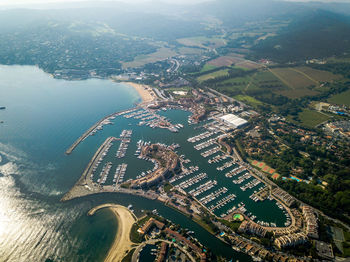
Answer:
[65,107,138,155]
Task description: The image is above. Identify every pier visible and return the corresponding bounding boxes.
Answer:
[65,107,138,155]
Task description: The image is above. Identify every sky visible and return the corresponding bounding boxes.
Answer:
[0,0,349,7]
[0,0,207,6]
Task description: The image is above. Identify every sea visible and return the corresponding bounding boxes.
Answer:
[0,65,285,262]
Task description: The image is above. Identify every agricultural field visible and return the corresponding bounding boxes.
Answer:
[296,66,342,82]
[122,47,176,68]
[297,109,331,128]
[220,75,253,91]
[269,67,317,89]
[197,69,229,82]
[234,95,263,106]
[235,60,263,70]
[177,36,226,49]
[200,63,218,73]
[177,47,204,55]
[268,66,341,99]
[207,55,244,67]
[328,88,350,106]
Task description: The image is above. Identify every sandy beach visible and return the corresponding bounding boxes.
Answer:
[125,82,155,103]
[88,204,137,262]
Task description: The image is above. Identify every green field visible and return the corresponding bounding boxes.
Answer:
[219,70,285,92]
[197,69,229,82]
[328,88,350,106]
[200,63,218,73]
[178,47,204,55]
[269,66,341,99]
[234,95,263,106]
[177,36,226,49]
[122,47,176,68]
[297,109,331,128]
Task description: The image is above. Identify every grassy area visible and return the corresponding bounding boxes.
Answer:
[193,217,216,235]
[200,63,218,73]
[269,66,341,99]
[328,88,350,106]
[296,66,341,82]
[177,36,226,49]
[234,95,263,106]
[130,215,150,243]
[297,109,331,128]
[197,69,229,82]
[178,47,204,55]
[164,183,173,193]
[122,47,176,68]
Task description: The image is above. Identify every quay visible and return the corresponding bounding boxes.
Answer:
[65,107,138,155]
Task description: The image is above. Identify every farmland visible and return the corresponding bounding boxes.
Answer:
[207,55,244,67]
[234,95,263,106]
[177,36,226,49]
[328,88,350,106]
[268,67,341,99]
[297,109,331,128]
[200,63,218,73]
[122,47,176,68]
[197,69,229,82]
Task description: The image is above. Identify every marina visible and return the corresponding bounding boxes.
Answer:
[232,173,252,185]
[201,146,221,158]
[198,187,227,205]
[189,179,218,197]
[116,130,132,159]
[209,194,236,212]
[175,173,208,190]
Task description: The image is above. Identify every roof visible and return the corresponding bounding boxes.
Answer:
[220,114,248,128]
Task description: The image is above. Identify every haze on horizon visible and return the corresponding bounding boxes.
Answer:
[0,0,349,7]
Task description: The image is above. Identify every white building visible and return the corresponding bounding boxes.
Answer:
[219,114,248,129]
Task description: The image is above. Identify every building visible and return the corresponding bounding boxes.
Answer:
[156,242,168,262]
[137,218,165,235]
[302,205,319,239]
[238,221,267,237]
[274,233,308,249]
[272,188,295,207]
[219,114,248,129]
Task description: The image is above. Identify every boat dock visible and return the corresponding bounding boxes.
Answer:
[232,172,251,184]
[97,162,112,185]
[240,179,261,191]
[225,166,246,178]
[201,147,220,158]
[175,173,207,190]
[189,179,217,197]
[199,187,227,205]
[113,163,127,188]
[209,194,236,212]
[116,130,132,158]
[65,107,138,155]
[217,160,235,171]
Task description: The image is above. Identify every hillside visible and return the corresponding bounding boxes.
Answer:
[252,10,350,62]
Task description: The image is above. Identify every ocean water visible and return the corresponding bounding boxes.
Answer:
[0,65,254,261]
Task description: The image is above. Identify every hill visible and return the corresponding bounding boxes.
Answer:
[252,10,350,62]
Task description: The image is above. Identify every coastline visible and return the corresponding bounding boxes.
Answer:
[88,204,137,262]
[123,82,155,103]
